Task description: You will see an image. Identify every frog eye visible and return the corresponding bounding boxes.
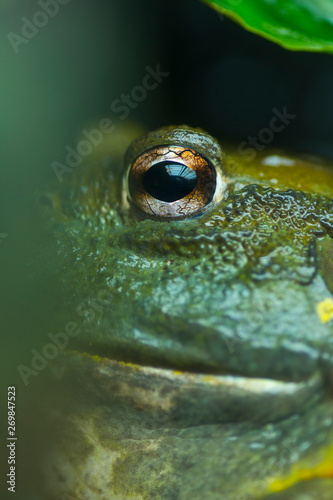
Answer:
[126,145,219,220]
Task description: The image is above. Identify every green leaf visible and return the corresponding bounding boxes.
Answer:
[204,0,333,53]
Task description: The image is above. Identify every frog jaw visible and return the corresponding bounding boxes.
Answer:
[53,351,324,426]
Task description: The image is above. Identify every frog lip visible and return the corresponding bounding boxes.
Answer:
[67,350,324,425]
[72,332,321,384]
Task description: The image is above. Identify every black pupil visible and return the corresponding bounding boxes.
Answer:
[142,161,197,202]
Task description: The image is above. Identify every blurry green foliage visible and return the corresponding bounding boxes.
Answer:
[204,0,333,52]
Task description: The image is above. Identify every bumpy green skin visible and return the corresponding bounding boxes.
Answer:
[38,126,333,499]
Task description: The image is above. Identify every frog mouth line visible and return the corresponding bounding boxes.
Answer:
[70,335,321,383]
[65,349,325,425]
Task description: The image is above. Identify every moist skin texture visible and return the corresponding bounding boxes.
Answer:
[34,125,333,499]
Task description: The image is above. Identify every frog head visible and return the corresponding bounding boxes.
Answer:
[40,125,333,499]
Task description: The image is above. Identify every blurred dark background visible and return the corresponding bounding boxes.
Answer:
[1,0,333,495]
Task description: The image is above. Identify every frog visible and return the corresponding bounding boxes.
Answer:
[32,124,333,500]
